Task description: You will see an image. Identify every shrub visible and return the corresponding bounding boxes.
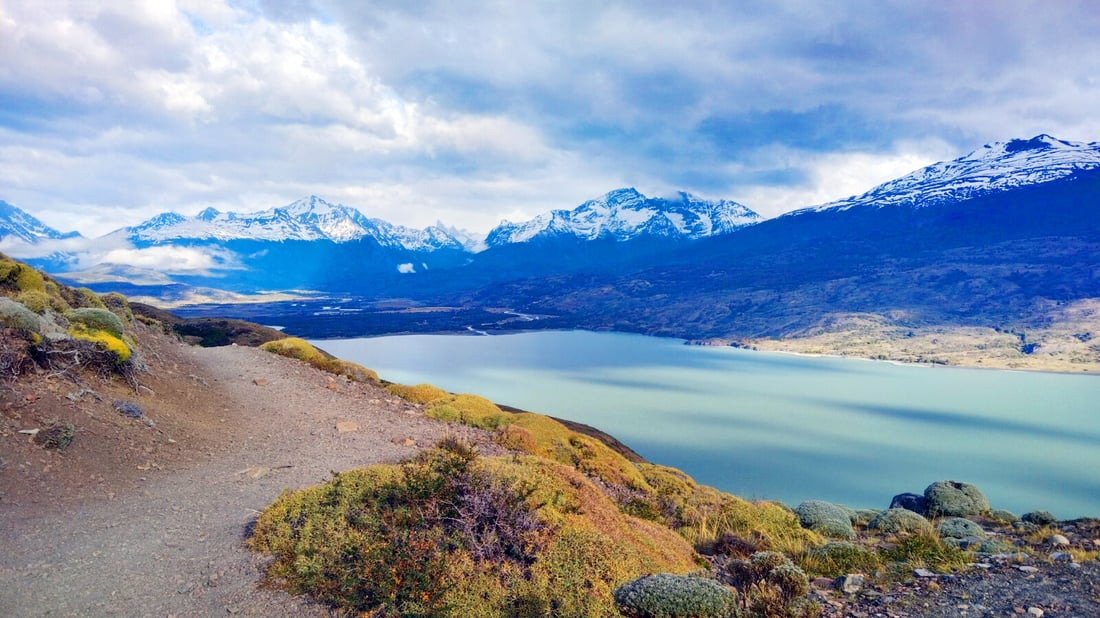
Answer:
[851,509,881,527]
[880,532,970,574]
[924,480,989,518]
[613,573,737,618]
[795,500,855,539]
[387,382,450,404]
[250,448,698,617]
[15,290,55,314]
[34,420,74,450]
[99,292,133,322]
[426,393,513,430]
[260,337,379,383]
[867,508,933,535]
[800,541,882,578]
[0,297,42,333]
[59,286,107,310]
[67,324,132,363]
[728,551,817,617]
[68,308,126,338]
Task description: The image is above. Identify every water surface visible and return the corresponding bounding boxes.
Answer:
[314,331,1100,518]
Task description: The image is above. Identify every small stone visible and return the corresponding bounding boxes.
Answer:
[1050,551,1074,563]
[1027,608,1044,617]
[403,437,416,446]
[1049,534,1069,546]
[1017,565,1040,573]
[335,421,358,433]
[252,378,268,386]
[835,573,864,594]
[913,568,938,578]
[970,562,993,569]
[812,577,834,589]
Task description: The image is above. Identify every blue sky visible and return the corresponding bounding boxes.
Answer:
[2,0,1099,237]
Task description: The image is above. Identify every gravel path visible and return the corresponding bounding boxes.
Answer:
[1,337,492,617]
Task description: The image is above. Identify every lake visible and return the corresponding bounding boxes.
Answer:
[313,330,1100,519]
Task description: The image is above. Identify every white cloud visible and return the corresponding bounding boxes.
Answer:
[1,0,1098,238]
[396,263,415,274]
[98,245,237,274]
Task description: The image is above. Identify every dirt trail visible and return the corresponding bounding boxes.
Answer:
[1,336,491,617]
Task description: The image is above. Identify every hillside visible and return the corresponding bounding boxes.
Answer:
[2,256,1098,617]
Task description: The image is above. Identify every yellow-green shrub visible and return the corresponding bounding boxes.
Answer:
[250,447,698,617]
[387,382,450,403]
[68,324,132,363]
[16,289,67,314]
[638,464,821,556]
[260,337,379,383]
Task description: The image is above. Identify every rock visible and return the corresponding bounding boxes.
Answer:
[113,400,144,419]
[252,378,268,386]
[1050,551,1074,563]
[1016,565,1040,573]
[913,568,938,578]
[812,577,834,589]
[938,516,988,540]
[1022,510,1056,525]
[335,421,358,433]
[835,573,864,593]
[924,480,989,517]
[795,500,856,539]
[868,508,933,535]
[1027,608,1044,617]
[989,509,1020,525]
[1049,534,1069,546]
[889,492,928,515]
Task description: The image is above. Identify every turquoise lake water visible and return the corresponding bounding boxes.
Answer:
[313,330,1100,518]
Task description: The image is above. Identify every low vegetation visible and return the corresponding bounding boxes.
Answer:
[259,336,378,383]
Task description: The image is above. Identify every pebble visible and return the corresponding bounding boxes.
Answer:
[913,568,938,578]
[1016,565,1040,573]
[1027,608,1044,617]
[836,573,865,594]
[1049,534,1069,546]
[1050,551,1074,563]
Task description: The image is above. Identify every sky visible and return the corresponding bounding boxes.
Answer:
[2,0,1099,238]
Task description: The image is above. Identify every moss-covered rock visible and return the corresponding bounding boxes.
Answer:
[867,508,933,535]
[989,510,1019,525]
[924,480,990,518]
[1022,510,1057,525]
[67,308,126,338]
[936,517,987,540]
[0,297,42,334]
[795,500,856,539]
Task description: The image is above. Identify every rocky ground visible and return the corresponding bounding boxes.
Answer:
[1,323,1097,617]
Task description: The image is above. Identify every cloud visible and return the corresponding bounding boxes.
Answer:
[1,0,1098,237]
[98,245,239,275]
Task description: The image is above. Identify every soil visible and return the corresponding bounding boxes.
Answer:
[1,323,498,616]
[1,323,1098,617]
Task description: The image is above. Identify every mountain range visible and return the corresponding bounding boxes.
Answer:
[2,134,1098,364]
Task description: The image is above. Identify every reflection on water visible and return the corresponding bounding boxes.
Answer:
[314,330,1100,518]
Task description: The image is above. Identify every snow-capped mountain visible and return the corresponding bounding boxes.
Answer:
[802,134,1100,214]
[0,200,79,243]
[123,196,465,252]
[485,188,761,247]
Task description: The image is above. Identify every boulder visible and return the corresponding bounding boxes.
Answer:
[889,492,928,515]
[1022,510,1057,526]
[867,508,933,535]
[924,481,989,517]
[937,517,988,540]
[795,500,856,539]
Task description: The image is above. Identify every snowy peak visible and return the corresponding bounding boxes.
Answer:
[125,196,465,251]
[486,188,761,246]
[0,200,79,243]
[805,134,1100,214]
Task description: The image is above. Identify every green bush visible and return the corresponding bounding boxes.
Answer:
[68,308,126,338]
[728,551,817,617]
[867,508,932,535]
[795,500,855,539]
[613,573,737,618]
[33,421,74,450]
[988,510,1019,525]
[880,532,970,574]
